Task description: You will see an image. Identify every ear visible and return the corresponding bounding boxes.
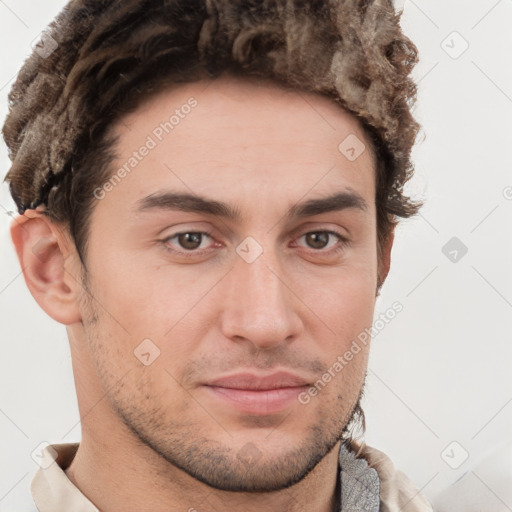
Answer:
[376,228,395,295]
[10,207,83,325]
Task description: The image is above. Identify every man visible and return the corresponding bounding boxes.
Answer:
[3,0,432,510]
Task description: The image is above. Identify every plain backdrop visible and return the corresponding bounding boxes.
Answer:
[1,1,511,511]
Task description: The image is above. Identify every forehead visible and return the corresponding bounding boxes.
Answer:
[97,75,376,220]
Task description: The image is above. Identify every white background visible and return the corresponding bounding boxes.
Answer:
[1,1,511,510]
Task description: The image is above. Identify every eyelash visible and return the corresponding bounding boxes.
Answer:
[160,230,349,258]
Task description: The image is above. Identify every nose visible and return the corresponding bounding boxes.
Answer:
[219,247,303,350]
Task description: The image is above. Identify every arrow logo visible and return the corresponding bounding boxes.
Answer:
[441,441,469,469]
[134,339,161,365]
[442,237,468,263]
[338,134,365,161]
[440,31,469,60]
[236,237,263,263]
[237,442,263,466]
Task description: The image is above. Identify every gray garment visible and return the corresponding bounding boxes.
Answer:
[339,442,380,511]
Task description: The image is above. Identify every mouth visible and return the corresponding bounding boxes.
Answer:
[202,371,311,415]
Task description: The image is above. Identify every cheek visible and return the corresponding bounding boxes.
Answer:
[305,262,377,338]
[86,243,201,335]
[298,262,376,393]
[83,252,216,381]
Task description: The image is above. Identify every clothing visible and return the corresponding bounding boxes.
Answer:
[31,441,432,511]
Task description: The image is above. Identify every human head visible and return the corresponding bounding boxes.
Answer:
[4,0,422,498]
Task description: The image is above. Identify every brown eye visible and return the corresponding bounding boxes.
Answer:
[177,232,203,250]
[298,231,344,251]
[304,232,330,249]
[162,231,214,253]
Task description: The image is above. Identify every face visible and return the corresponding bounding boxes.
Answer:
[77,75,381,492]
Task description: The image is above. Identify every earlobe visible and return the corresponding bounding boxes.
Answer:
[10,208,83,325]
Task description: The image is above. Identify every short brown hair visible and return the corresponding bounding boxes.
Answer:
[3,0,422,266]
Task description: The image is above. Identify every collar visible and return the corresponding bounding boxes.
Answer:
[338,441,380,511]
[31,443,99,512]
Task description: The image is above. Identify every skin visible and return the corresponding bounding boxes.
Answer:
[11,75,393,512]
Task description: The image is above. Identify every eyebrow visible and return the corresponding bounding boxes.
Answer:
[135,189,368,222]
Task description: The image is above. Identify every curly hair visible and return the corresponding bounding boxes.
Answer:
[2,0,422,266]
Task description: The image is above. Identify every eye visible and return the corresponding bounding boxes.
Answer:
[162,231,215,253]
[295,230,348,252]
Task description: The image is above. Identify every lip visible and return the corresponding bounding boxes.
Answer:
[202,371,310,415]
[206,371,310,390]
